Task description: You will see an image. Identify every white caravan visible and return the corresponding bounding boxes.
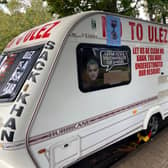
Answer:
[0,11,168,168]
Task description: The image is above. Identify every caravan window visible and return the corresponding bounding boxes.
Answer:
[0,45,43,102]
[77,44,131,92]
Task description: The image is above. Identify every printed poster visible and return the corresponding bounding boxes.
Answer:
[106,16,121,46]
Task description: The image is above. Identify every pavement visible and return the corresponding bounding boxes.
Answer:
[111,126,168,168]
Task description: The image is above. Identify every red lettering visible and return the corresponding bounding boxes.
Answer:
[159,27,164,43]
[42,21,60,38]
[163,29,168,43]
[160,48,164,54]
[24,30,34,42]
[154,27,159,42]
[16,36,23,45]
[136,23,143,40]
[36,26,47,39]
[148,55,155,61]
[8,21,61,47]
[154,55,161,60]
[133,47,139,54]
[102,16,106,38]
[145,48,150,54]
[129,22,135,40]
[147,68,160,75]
[137,55,147,61]
[148,26,168,44]
[140,47,144,54]
[148,25,154,42]
[150,48,159,54]
[29,28,39,41]
[139,70,146,76]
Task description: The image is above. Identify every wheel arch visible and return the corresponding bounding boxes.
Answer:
[143,105,163,130]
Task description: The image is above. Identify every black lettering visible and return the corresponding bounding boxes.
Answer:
[28,71,40,83]
[39,51,48,61]
[45,41,55,50]
[4,118,16,130]
[34,61,45,70]
[10,104,24,117]
[17,92,30,104]
[1,130,14,142]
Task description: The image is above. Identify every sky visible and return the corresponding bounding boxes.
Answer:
[139,5,148,20]
[0,4,10,14]
[0,0,31,14]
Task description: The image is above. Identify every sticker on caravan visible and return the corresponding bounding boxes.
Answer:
[100,50,128,72]
[91,19,97,30]
[106,16,121,46]
[2,51,34,95]
[0,50,39,98]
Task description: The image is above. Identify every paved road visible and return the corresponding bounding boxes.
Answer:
[111,126,168,168]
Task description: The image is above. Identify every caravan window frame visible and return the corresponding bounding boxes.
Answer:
[76,43,132,92]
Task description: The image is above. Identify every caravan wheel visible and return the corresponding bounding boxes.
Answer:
[147,115,160,137]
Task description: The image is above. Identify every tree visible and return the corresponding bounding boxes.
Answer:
[0,0,7,3]
[0,0,52,52]
[144,0,168,24]
[46,0,140,18]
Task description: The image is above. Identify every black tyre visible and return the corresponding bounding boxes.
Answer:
[146,115,160,137]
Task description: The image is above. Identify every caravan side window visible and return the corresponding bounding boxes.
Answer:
[77,44,131,92]
[0,45,43,102]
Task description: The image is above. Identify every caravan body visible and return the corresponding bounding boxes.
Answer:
[0,11,168,168]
